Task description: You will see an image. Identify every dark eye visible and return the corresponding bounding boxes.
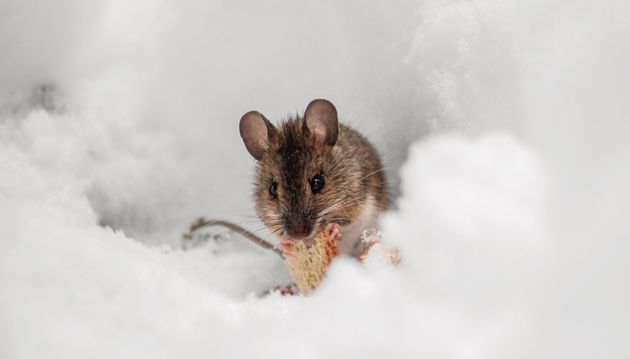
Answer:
[269,181,278,199]
[310,174,325,194]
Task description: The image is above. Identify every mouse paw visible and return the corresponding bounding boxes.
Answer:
[279,236,295,257]
[324,222,342,243]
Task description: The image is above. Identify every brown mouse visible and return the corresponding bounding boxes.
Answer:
[239,99,389,258]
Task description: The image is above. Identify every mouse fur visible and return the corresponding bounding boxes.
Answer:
[240,99,389,257]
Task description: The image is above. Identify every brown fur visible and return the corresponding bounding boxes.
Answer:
[251,115,389,240]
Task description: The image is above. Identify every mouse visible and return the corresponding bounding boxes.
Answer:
[239,99,389,258]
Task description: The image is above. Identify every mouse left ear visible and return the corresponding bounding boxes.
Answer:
[304,99,339,146]
[240,111,276,160]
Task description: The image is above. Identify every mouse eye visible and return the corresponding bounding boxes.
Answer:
[310,174,325,194]
[269,181,278,199]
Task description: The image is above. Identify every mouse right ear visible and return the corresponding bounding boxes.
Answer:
[304,99,339,146]
[240,111,276,160]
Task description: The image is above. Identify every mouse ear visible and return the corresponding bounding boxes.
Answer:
[240,111,276,160]
[303,99,339,146]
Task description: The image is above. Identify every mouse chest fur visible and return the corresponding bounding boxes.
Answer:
[337,195,380,256]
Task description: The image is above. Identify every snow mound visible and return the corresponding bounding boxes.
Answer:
[1,130,552,358]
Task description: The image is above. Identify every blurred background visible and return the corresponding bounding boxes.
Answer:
[1,0,628,358]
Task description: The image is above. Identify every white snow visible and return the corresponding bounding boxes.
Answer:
[1,0,629,358]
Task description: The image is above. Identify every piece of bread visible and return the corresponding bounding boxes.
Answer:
[284,231,340,294]
[284,229,399,294]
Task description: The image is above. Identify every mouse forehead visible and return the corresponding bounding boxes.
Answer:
[258,119,328,183]
[274,121,316,181]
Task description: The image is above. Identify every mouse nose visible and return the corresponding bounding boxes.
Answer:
[283,214,313,239]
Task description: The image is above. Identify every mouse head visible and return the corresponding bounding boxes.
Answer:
[240,99,344,240]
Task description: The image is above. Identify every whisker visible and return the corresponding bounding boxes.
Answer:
[358,167,388,183]
[320,197,365,214]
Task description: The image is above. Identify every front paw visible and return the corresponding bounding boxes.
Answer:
[324,222,342,243]
[279,236,295,257]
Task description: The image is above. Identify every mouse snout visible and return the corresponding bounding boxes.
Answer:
[282,213,314,239]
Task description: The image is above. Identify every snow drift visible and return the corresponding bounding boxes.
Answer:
[1,0,629,358]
